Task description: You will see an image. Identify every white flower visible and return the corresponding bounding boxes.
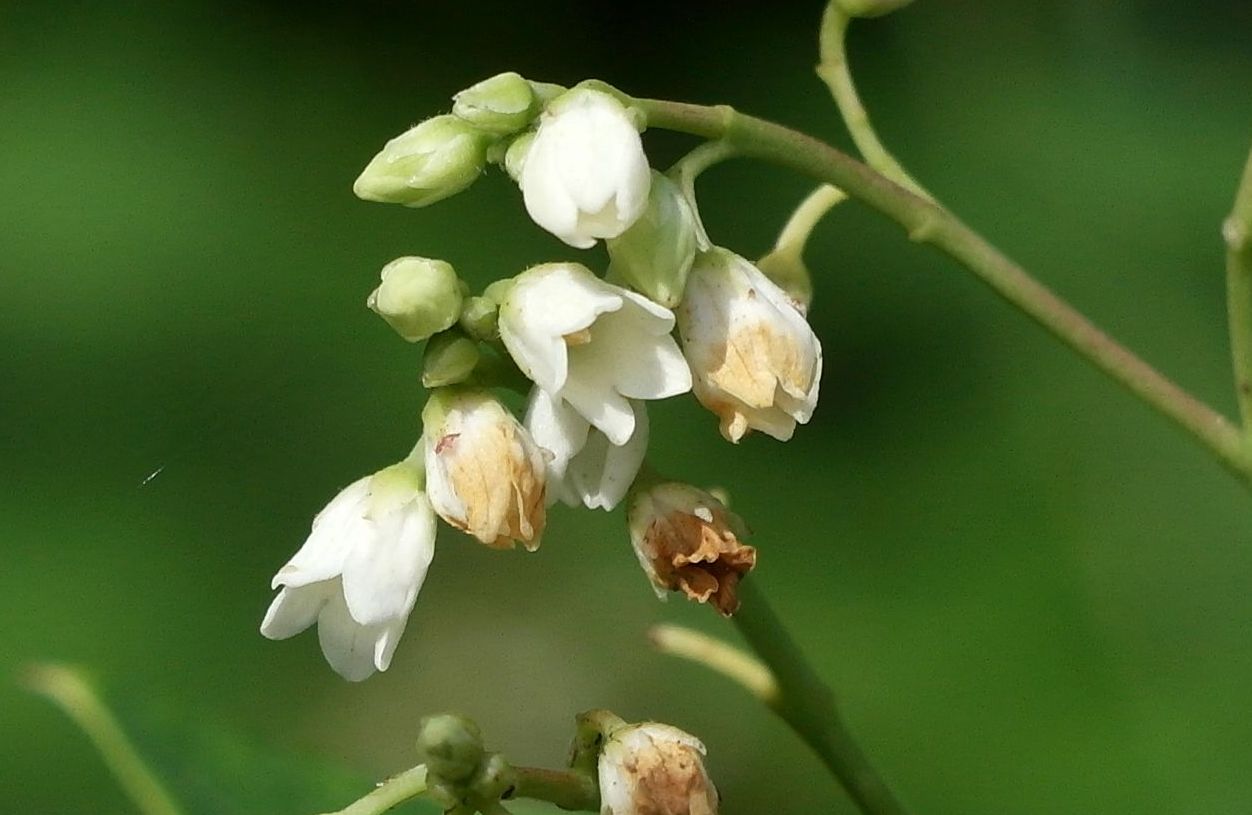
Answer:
[520,88,651,249]
[422,389,547,550]
[677,249,822,443]
[499,263,691,446]
[525,387,648,511]
[598,722,719,815]
[259,461,435,682]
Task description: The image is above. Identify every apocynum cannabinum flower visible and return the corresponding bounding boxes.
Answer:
[260,459,435,681]
[499,263,690,447]
[422,388,547,550]
[677,248,822,443]
[520,88,651,248]
[598,721,719,815]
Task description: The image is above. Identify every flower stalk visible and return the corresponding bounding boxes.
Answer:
[636,96,1252,485]
[1225,143,1252,436]
[731,579,910,815]
[816,3,931,201]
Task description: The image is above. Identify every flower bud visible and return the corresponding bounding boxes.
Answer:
[452,72,537,136]
[422,330,480,388]
[627,482,756,616]
[834,0,915,18]
[422,388,547,550]
[368,257,464,343]
[520,88,651,248]
[606,171,697,308]
[677,249,822,443]
[418,714,485,785]
[598,722,719,815]
[458,295,499,341]
[354,115,491,208]
[502,131,534,183]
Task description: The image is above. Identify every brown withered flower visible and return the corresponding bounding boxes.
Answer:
[598,722,719,815]
[422,388,547,550]
[627,482,756,615]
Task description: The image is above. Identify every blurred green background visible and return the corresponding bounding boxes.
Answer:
[4,1,1252,812]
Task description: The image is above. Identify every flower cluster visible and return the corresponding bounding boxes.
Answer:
[261,75,824,680]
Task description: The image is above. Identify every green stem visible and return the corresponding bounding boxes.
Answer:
[773,184,848,257]
[320,765,428,815]
[667,139,737,249]
[511,767,599,811]
[648,623,780,704]
[21,664,185,815]
[817,3,932,200]
[732,579,909,815]
[637,96,1252,485]
[1225,144,1252,434]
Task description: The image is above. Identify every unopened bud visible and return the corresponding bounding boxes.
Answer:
[502,131,535,183]
[458,295,499,341]
[453,72,537,136]
[834,0,915,18]
[418,714,485,785]
[422,330,481,388]
[606,171,697,308]
[354,115,491,208]
[368,257,464,343]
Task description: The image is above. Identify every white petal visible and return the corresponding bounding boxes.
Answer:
[271,476,372,589]
[373,616,409,672]
[524,387,591,482]
[500,265,621,393]
[316,589,387,682]
[341,493,436,626]
[424,434,468,528]
[567,401,648,511]
[259,583,335,640]
[559,369,636,445]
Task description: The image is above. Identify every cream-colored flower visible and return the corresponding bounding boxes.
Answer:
[499,263,690,446]
[676,249,822,443]
[422,389,547,550]
[627,482,756,616]
[260,460,435,681]
[598,722,718,815]
[525,387,648,511]
[520,88,651,248]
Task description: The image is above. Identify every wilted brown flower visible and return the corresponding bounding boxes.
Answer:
[627,482,756,615]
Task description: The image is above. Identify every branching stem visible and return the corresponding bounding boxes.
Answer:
[1225,144,1252,434]
[637,97,1252,485]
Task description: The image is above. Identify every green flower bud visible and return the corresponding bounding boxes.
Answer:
[606,171,697,307]
[453,72,536,136]
[458,295,499,341]
[422,330,481,388]
[368,257,463,342]
[502,131,534,183]
[418,714,485,785]
[834,0,915,18]
[354,115,491,208]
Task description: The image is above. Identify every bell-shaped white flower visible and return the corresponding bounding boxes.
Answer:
[598,722,719,815]
[520,88,651,249]
[677,249,822,443]
[499,263,691,446]
[422,388,547,550]
[525,387,648,511]
[260,460,435,682]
